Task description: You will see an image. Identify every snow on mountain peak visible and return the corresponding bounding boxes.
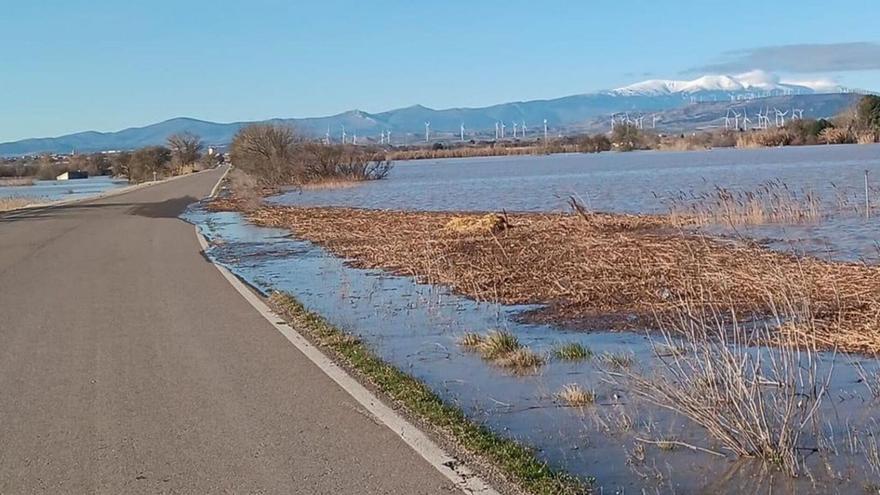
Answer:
[611,71,844,96]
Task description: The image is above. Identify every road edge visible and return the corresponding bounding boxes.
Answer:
[193,228,499,495]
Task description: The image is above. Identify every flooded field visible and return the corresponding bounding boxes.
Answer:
[186,204,880,494]
[187,145,880,492]
[0,176,127,203]
[271,144,880,263]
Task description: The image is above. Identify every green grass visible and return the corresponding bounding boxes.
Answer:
[477,330,522,359]
[269,292,591,494]
[553,343,593,361]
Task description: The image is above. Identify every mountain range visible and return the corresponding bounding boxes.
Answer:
[0,71,865,156]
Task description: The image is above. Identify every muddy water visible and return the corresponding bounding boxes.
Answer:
[271,144,880,263]
[185,206,880,494]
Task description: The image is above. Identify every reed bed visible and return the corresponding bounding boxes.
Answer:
[214,199,880,354]
[0,177,35,187]
[387,144,576,161]
[0,196,41,211]
[661,179,824,227]
[604,291,832,476]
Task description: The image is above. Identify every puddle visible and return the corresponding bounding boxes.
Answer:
[184,206,880,493]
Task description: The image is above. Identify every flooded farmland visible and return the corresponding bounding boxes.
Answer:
[0,176,127,203]
[187,144,880,493]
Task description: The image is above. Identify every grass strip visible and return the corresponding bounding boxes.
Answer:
[268,292,592,495]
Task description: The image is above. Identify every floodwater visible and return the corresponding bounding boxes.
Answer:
[187,145,880,492]
[185,204,880,494]
[0,176,127,202]
[271,144,880,263]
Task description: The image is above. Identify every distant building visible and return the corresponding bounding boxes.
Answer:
[56,170,88,181]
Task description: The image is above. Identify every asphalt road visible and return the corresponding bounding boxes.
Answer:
[0,168,457,494]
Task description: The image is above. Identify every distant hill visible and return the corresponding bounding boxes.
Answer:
[0,72,866,156]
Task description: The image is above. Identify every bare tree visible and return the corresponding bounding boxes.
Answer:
[230,124,300,185]
[129,146,171,183]
[166,132,203,173]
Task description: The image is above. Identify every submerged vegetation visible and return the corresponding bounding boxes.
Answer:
[553,343,593,361]
[208,196,880,354]
[268,293,588,494]
[459,330,544,372]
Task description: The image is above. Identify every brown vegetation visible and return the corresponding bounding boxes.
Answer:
[0,177,35,187]
[209,199,880,354]
[663,179,824,226]
[0,197,42,211]
[230,123,392,187]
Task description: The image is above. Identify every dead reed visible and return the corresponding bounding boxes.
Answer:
[0,177,35,187]
[662,179,823,227]
[557,384,596,407]
[217,197,880,354]
[387,144,576,161]
[603,287,833,477]
[0,197,41,211]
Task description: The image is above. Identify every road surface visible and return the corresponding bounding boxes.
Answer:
[0,168,458,493]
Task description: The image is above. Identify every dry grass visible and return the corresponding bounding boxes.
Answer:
[0,197,41,211]
[387,144,576,161]
[495,348,545,371]
[0,177,35,187]
[605,289,833,477]
[213,198,880,354]
[662,179,823,227]
[458,332,485,348]
[444,214,510,235]
[557,384,596,407]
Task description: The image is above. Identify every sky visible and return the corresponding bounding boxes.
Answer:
[2,0,880,142]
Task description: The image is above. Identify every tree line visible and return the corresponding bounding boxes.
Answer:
[0,132,222,183]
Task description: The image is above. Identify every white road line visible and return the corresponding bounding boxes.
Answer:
[194,172,499,495]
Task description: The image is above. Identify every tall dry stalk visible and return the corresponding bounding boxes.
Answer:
[605,281,834,477]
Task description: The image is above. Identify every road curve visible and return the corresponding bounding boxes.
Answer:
[0,168,457,494]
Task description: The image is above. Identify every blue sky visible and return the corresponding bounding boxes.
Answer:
[2,0,879,142]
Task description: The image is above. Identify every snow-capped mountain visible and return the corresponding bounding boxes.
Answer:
[0,71,861,156]
[609,70,845,97]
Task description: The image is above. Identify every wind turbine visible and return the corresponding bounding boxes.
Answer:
[495,122,500,140]
[353,132,357,145]
[512,121,518,138]
[610,113,616,131]
[543,119,548,142]
[500,121,506,139]
[341,125,347,144]
[460,123,465,142]
[521,120,527,137]
[424,121,430,143]
[732,109,741,130]
[652,114,660,129]
[775,109,788,127]
[741,110,752,130]
[387,130,392,145]
[325,126,331,144]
